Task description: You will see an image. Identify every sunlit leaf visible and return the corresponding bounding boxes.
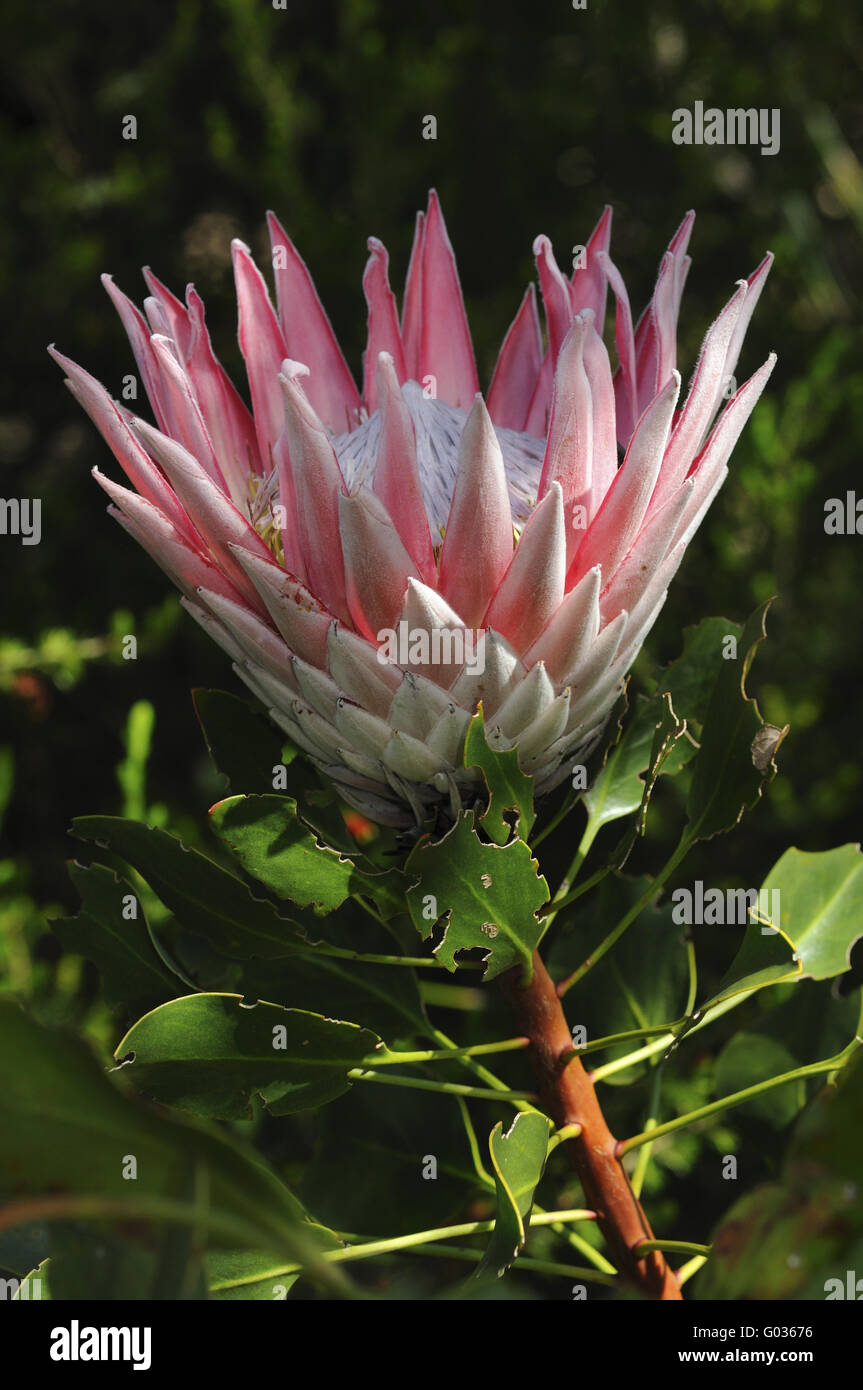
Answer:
[406,812,549,981]
[115,993,381,1118]
[464,705,535,843]
[477,1112,551,1278]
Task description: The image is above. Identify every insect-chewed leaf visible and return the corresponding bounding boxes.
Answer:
[683,601,780,843]
[760,844,863,981]
[405,812,549,981]
[476,1112,551,1279]
[463,705,536,843]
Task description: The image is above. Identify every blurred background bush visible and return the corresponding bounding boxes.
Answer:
[0,0,861,1290]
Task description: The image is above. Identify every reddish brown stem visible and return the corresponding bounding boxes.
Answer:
[500,950,682,1301]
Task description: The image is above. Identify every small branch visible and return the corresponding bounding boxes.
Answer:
[405,1243,619,1287]
[617,1042,862,1155]
[547,1122,582,1153]
[360,1037,530,1067]
[684,933,698,1017]
[631,1062,664,1200]
[676,1254,709,1287]
[633,1239,711,1258]
[315,943,482,970]
[427,1026,539,1114]
[556,841,689,995]
[590,992,754,1083]
[499,950,682,1300]
[275,1208,600,1273]
[454,1097,495,1188]
[530,789,577,850]
[559,1020,686,1064]
[537,861,609,920]
[539,820,598,933]
[347,1069,536,1102]
[534,1204,617,1275]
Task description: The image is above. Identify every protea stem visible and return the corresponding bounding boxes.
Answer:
[500,950,682,1301]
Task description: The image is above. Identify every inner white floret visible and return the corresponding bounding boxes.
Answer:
[333,381,546,536]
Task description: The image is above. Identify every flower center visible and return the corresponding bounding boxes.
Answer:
[333,381,545,536]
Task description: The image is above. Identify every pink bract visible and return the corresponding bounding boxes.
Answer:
[50,191,775,828]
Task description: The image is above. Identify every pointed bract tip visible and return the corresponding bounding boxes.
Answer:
[279,357,311,382]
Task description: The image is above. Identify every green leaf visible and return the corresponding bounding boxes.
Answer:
[209,795,357,912]
[193,688,296,794]
[206,1249,299,1301]
[714,980,861,1130]
[405,812,549,981]
[11,1261,51,1301]
[477,1112,551,1278]
[0,1001,343,1284]
[582,695,672,835]
[701,919,798,1011]
[683,601,786,844]
[50,861,178,1011]
[72,816,309,961]
[761,844,863,981]
[703,843,863,1011]
[237,953,427,1041]
[635,692,692,829]
[578,615,741,848]
[601,694,692,876]
[193,689,358,852]
[655,616,743,732]
[209,794,403,916]
[301,1080,479,1237]
[463,705,535,843]
[115,993,381,1118]
[698,1049,863,1299]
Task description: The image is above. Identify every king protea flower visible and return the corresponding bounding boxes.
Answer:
[50,192,774,828]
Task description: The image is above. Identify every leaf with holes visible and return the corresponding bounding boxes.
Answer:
[761,844,863,981]
[405,812,548,981]
[683,602,786,844]
[464,705,535,843]
[476,1112,551,1278]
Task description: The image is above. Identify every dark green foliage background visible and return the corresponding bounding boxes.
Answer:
[1,0,862,1298]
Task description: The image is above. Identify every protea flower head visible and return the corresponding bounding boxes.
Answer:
[50,192,775,829]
